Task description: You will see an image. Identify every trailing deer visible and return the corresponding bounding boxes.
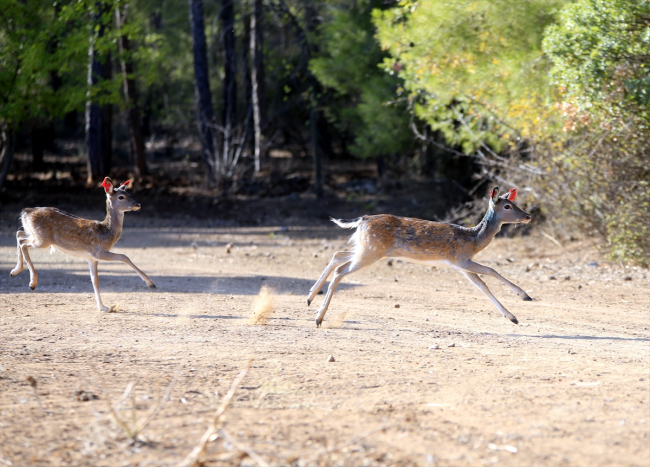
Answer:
[10,177,156,311]
[307,187,532,326]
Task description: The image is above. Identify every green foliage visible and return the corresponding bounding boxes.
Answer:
[0,0,158,130]
[310,0,416,158]
[0,0,75,125]
[543,0,650,128]
[373,0,566,152]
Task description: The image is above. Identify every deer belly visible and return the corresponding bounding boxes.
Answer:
[390,256,453,268]
[53,245,95,260]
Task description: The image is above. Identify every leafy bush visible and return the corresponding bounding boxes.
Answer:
[606,181,650,267]
[541,0,650,265]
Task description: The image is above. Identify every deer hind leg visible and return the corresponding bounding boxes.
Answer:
[14,231,41,290]
[307,251,355,306]
[461,271,518,324]
[459,260,532,301]
[88,259,109,312]
[314,252,380,327]
[95,251,156,288]
[10,231,29,277]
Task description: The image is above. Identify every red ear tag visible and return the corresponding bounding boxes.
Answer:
[120,180,131,188]
[490,188,496,199]
[508,188,517,201]
[101,178,112,193]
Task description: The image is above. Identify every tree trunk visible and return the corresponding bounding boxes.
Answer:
[0,129,16,191]
[85,3,112,183]
[100,58,113,173]
[221,0,237,168]
[189,0,217,185]
[244,14,253,160]
[311,102,322,197]
[116,5,148,176]
[85,48,103,181]
[141,9,162,139]
[32,2,60,172]
[31,122,55,171]
[31,124,45,172]
[305,0,323,197]
[250,0,264,174]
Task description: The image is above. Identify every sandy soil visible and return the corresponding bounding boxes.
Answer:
[0,214,649,467]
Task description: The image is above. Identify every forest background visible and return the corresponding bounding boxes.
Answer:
[0,0,648,265]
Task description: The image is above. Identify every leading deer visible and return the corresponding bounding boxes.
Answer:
[307,187,532,326]
[10,177,156,311]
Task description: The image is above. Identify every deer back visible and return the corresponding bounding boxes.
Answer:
[356,215,480,261]
[22,208,119,256]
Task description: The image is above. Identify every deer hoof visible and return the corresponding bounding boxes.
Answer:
[522,295,533,301]
[149,283,157,289]
[315,319,322,327]
[30,285,35,291]
[307,298,312,306]
[509,316,519,325]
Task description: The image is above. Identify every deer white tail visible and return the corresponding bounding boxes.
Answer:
[331,217,363,229]
[331,217,364,250]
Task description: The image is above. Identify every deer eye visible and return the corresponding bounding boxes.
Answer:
[504,204,511,209]
[118,195,125,200]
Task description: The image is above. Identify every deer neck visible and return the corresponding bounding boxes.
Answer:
[102,199,125,243]
[472,205,502,253]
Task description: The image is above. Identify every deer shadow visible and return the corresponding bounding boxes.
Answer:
[506,333,650,343]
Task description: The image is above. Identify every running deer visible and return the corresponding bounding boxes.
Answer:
[10,177,156,311]
[307,187,532,326]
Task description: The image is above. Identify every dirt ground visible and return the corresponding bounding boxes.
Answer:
[1,210,649,467]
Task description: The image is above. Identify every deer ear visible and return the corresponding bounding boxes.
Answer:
[101,177,114,194]
[507,188,517,201]
[119,180,132,190]
[490,187,500,202]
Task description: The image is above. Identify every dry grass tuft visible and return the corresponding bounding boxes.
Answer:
[249,286,274,325]
[88,363,181,445]
[178,358,256,467]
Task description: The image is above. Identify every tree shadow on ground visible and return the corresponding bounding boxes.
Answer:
[0,269,359,296]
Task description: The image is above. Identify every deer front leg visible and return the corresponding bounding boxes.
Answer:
[308,251,354,306]
[88,259,109,312]
[19,243,39,290]
[95,251,156,288]
[459,260,532,301]
[460,271,518,324]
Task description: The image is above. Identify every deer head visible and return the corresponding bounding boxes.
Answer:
[489,187,531,225]
[102,177,141,212]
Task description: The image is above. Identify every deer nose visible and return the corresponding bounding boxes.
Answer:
[134,203,141,209]
[525,214,531,221]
